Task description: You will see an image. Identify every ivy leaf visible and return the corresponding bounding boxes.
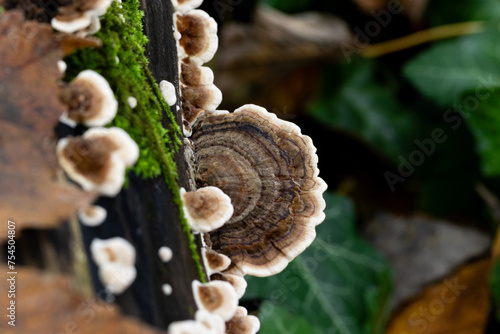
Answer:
[259,302,322,334]
[403,30,500,107]
[309,60,427,164]
[460,88,500,176]
[244,193,392,334]
[424,0,500,26]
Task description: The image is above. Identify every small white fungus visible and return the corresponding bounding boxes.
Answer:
[127,96,137,109]
[162,283,173,296]
[160,80,177,106]
[158,246,173,262]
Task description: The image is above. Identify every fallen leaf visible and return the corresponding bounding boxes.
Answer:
[0,266,163,333]
[386,259,491,334]
[363,213,491,308]
[0,11,97,239]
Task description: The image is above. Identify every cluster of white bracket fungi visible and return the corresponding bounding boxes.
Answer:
[52,0,139,295]
[171,0,327,333]
[51,0,115,35]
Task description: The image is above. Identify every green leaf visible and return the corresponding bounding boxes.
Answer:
[424,0,500,26]
[309,60,428,163]
[403,30,500,107]
[244,193,392,334]
[259,302,322,334]
[261,0,313,13]
[462,88,500,176]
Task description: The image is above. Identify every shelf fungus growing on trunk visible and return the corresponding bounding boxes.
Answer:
[192,104,328,277]
[171,0,204,15]
[59,70,118,127]
[225,306,261,334]
[202,248,231,276]
[51,0,113,34]
[57,127,139,196]
[90,237,137,294]
[192,280,238,321]
[175,9,218,66]
[78,204,107,227]
[181,186,234,233]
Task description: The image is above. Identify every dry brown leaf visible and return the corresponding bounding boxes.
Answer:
[0,11,97,239]
[0,266,164,333]
[386,259,491,334]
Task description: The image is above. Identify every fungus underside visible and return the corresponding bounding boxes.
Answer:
[63,0,205,281]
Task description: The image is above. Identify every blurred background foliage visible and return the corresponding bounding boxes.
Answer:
[201,0,500,332]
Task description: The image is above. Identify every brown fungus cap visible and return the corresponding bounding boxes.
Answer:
[57,127,139,196]
[78,204,107,227]
[51,0,112,34]
[191,104,327,277]
[202,248,231,276]
[225,313,260,334]
[210,273,247,299]
[181,186,234,233]
[180,60,215,87]
[192,280,238,321]
[59,70,118,127]
[181,84,222,112]
[175,10,218,65]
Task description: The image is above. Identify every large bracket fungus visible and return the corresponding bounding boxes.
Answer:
[191,104,328,277]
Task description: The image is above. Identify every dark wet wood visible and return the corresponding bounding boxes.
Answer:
[80,0,201,329]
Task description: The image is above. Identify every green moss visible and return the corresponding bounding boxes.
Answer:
[64,0,205,281]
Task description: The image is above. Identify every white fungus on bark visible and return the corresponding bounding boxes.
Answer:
[192,280,238,321]
[160,80,177,106]
[162,284,173,296]
[56,127,139,196]
[181,187,234,233]
[78,204,107,227]
[127,96,137,109]
[158,246,173,262]
[90,237,136,294]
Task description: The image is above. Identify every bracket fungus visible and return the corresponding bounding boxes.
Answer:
[210,273,247,299]
[57,127,139,196]
[175,10,218,66]
[90,237,137,294]
[181,187,234,233]
[168,320,206,334]
[160,80,178,106]
[180,61,215,87]
[162,283,173,296]
[192,280,238,321]
[225,307,260,334]
[191,104,327,277]
[171,0,203,14]
[202,248,231,276]
[51,0,113,34]
[59,70,118,127]
[195,310,226,334]
[158,246,174,263]
[78,204,107,227]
